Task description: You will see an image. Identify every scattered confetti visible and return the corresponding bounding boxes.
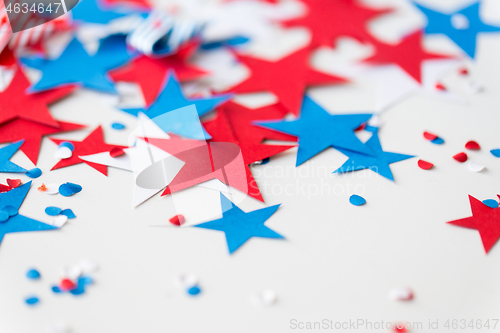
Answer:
[435,83,446,91]
[388,287,414,301]
[24,296,39,306]
[0,184,11,193]
[55,146,73,159]
[349,195,366,206]
[175,273,198,289]
[51,215,68,228]
[45,206,63,216]
[38,184,47,192]
[417,159,434,170]
[453,152,468,163]
[60,278,77,291]
[423,131,438,141]
[80,260,99,275]
[26,268,41,280]
[465,140,480,150]
[431,137,445,145]
[59,183,82,197]
[111,122,126,130]
[490,149,500,158]
[187,285,201,296]
[6,178,21,188]
[459,68,469,75]
[109,147,125,158]
[169,214,185,226]
[58,142,74,151]
[253,289,277,307]
[482,199,499,209]
[468,161,485,172]
[61,209,76,219]
[43,183,59,195]
[25,168,42,178]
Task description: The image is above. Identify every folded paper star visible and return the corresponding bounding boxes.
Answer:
[0,140,27,173]
[22,35,133,93]
[0,119,85,165]
[228,47,346,115]
[110,42,207,106]
[256,95,373,166]
[50,126,127,176]
[122,72,231,138]
[415,1,500,58]
[281,0,391,49]
[364,31,451,83]
[72,0,133,24]
[194,193,284,254]
[333,132,414,181]
[448,195,500,253]
[0,181,57,244]
[0,67,75,127]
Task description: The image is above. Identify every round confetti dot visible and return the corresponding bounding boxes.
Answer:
[187,285,201,296]
[26,269,41,280]
[175,273,198,289]
[51,286,62,293]
[60,278,77,291]
[468,161,485,172]
[58,141,74,151]
[388,286,414,301]
[423,131,438,141]
[25,168,42,178]
[482,199,499,209]
[51,215,68,228]
[0,210,9,222]
[431,137,444,145]
[3,205,18,216]
[465,140,480,150]
[45,206,62,216]
[110,147,125,157]
[253,289,277,307]
[59,183,82,197]
[25,296,39,306]
[61,209,76,219]
[55,146,73,159]
[490,149,500,158]
[111,122,126,130]
[453,152,468,163]
[7,178,21,188]
[169,214,185,226]
[349,195,366,206]
[417,159,433,170]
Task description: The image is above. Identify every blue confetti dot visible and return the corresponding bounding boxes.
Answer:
[349,195,366,206]
[51,286,62,293]
[69,285,85,296]
[0,210,9,222]
[45,206,62,216]
[111,122,126,130]
[3,205,18,216]
[25,168,42,178]
[59,183,82,197]
[261,157,270,165]
[187,285,201,296]
[431,137,445,145]
[482,199,499,209]
[490,149,500,158]
[25,296,39,306]
[78,276,94,286]
[59,141,74,151]
[26,269,41,279]
[61,209,76,219]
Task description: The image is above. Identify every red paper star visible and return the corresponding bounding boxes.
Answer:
[0,67,75,127]
[0,47,16,66]
[281,0,391,49]
[103,0,151,9]
[363,31,452,83]
[220,101,297,144]
[448,195,500,254]
[50,126,127,176]
[0,119,85,165]
[228,47,346,115]
[109,42,207,106]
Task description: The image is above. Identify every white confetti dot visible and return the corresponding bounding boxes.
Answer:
[51,215,68,228]
[45,184,59,195]
[59,264,82,280]
[55,147,73,160]
[175,273,198,289]
[253,289,277,307]
[79,259,99,275]
[388,286,414,301]
[468,161,485,172]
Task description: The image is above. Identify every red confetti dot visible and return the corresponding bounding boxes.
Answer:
[0,184,11,193]
[393,325,409,333]
[60,278,77,291]
[6,179,21,188]
[459,68,468,75]
[110,147,125,158]
[169,214,185,226]
[465,140,480,150]
[453,152,468,163]
[423,131,438,141]
[435,83,446,91]
[417,160,433,170]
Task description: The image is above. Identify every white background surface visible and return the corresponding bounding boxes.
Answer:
[1,0,500,332]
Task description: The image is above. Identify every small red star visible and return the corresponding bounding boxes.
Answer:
[363,31,452,83]
[0,67,76,127]
[50,126,127,176]
[228,47,346,115]
[281,0,391,49]
[109,42,207,106]
[0,119,85,165]
[448,195,500,254]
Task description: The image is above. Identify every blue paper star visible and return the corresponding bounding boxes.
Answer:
[415,1,500,58]
[333,132,414,181]
[194,193,284,254]
[0,182,57,244]
[122,71,231,139]
[256,95,374,166]
[72,0,134,24]
[22,35,133,93]
[0,140,26,173]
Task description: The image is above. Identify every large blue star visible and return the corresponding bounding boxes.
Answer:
[72,0,134,24]
[0,182,57,244]
[194,193,284,254]
[122,71,231,139]
[22,35,133,94]
[256,95,374,166]
[0,140,26,173]
[415,1,500,58]
[333,132,414,181]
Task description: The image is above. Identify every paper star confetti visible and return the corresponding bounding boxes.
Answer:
[72,0,134,24]
[0,67,75,127]
[0,119,85,165]
[448,195,500,253]
[0,182,57,244]
[415,1,500,58]
[110,42,207,106]
[333,132,414,181]
[281,0,391,49]
[21,35,133,94]
[0,141,27,173]
[194,193,284,254]
[256,95,373,166]
[228,47,346,115]
[364,31,452,83]
[50,126,127,176]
